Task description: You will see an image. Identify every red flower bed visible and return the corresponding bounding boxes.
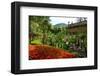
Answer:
[29,45,76,60]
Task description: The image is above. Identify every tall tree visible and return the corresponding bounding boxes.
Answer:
[29,16,51,44]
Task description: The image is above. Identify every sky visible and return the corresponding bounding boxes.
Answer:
[50,16,78,25]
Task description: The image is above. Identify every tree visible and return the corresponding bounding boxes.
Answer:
[77,17,83,22]
[77,17,87,23]
[29,16,51,44]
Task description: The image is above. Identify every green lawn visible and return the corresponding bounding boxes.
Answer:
[31,39,42,45]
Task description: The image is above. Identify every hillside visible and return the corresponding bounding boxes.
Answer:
[53,23,68,28]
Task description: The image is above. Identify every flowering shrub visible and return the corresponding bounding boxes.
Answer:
[29,45,76,60]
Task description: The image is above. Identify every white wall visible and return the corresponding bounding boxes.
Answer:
[0,0,99,76]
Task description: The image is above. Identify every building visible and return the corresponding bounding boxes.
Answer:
[67,20,87,34]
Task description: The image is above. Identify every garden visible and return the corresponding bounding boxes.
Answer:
[29,16,87,60]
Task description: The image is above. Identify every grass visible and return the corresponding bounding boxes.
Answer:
[31,39,42,45]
